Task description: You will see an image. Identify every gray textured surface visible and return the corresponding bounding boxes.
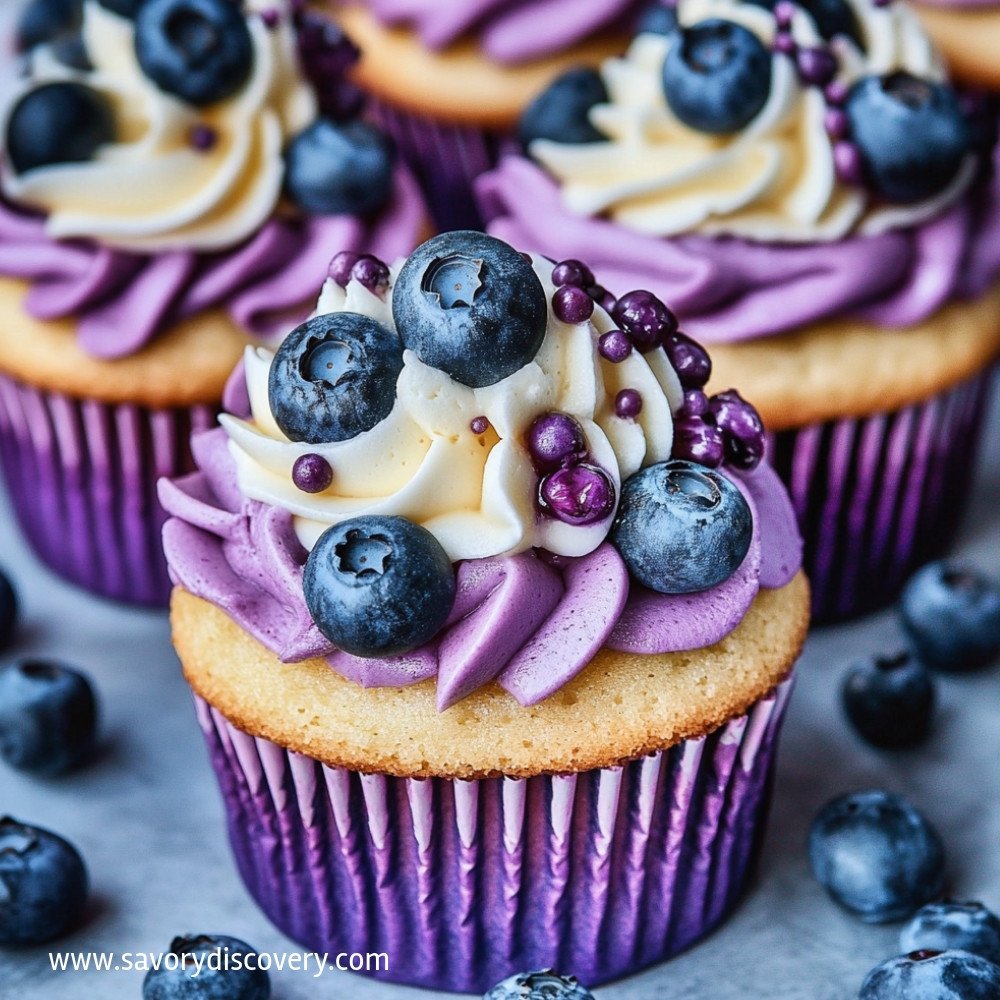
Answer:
[0,391,996,1000]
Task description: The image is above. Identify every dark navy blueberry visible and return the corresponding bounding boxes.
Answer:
[841,652,935,749]
[268,312,403,445]
[143,934,270,1000]
[304,515,456,658]
[49,32,94,71]
[846,73,970,203]
[611,460,752,594]
[135,0,254,107]
[637,1,679,36]
[0,661,97,776]
[484,969,595,1000]
[859,950,1000,1000]
[392,232,548,389]
[748,0,862,46]
[900,562,1000,672]
[662,20,772,134]
[808,790,945,923]
[0,817,88,946]
[98,0,145,15]
[15,0,81,52]
[6,83,115,175]
[0,570,18,651]
[518,68,608,148]
[284,120,395,217]
[901,902,1000,966]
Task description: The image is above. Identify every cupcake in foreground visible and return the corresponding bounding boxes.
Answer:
[0,0,425,605]
[332,0,663,230]
[480,0,1000,621]
[160,231,808,992]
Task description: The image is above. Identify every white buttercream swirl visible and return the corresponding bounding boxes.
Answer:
[1,0,316,252]
[530,0,970,243]
[221,258,685,562]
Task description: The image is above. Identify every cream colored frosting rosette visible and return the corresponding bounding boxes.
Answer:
[1,0,315,252]
[221,256,685,563]
[529,0,973,243]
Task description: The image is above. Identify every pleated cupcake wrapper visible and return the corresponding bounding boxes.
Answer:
[770,367,994,624]
[0,372,216,606]
[195,677,793,993]
[368,98,506,232]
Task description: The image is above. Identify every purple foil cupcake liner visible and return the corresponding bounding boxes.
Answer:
[0,372,216,606]
[195,676,793,993]
[769,367,994,623]
[368,97,504,232]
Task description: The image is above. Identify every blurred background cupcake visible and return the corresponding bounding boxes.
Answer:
[0,0,426,605]
[331,0,667,230]
[911,0,1000,90]
[481,0,1000,622]
[161,231,808,992]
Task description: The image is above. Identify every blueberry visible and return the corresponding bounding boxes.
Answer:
[135,0,254,107]
[284,120,395,217]
[484,970,595,1000]
[846,73,970,203]
[6,83,116,176]
[0,569,18,651]
[518,67,608,149]
[900,562,1000,672]
[0,661,98,776]
[901,902,1000,966]
[809,790,945,923]
[0,817,88,946]
[143,934,270,1000]
[15,0,80,52]
[841,653,935,749]
[392,232,548,389]
[748,0,862,46]
[304,515,456,658]
[637,1,679,36]
[268,312,404,445]
[610,460,753,594]
[662,20,772,135]
[859,950,1000,1000]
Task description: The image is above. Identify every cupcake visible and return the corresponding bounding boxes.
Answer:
[332,0,661,230]
[480,0,1000,621]
[0,0,425,605]
[160,231,808,992]
[912,0,1000,90]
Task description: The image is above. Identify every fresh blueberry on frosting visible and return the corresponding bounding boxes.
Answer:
[15,0,81,52]
[268,313,404,445]
[392,231,548,389]
[6,83,115,175]
[637,1,680,36]
[518,68,609,149]
[135,0,254,107]
[304,515,456,657]
[611,460,753,593]
[662,19,773,134]
[846,73,971,203]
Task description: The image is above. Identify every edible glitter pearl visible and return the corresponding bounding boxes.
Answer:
[351,255,390,293]
[470,416,490,435]
[774,1,796,28]
[598,329,632,364]
[328,251,359,287]
[552,285,595,325]
[833,141,865,185]
[773,33,796,56]
[824,107,848,139]
[797,47,837,87]
[261,8,280,28]
[293,454,333,494]
[538,464,616,526]
[615,389,643,420]
[188,124,217,152]
[825,80,849,106]
[551,259,595,289]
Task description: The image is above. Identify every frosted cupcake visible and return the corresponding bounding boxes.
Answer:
[161,231,808,992]
[0,0,425,605]
[332,0,665,230]
[480,0,1000,621]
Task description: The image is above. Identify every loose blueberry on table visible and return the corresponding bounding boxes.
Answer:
[143,934,270,1000]
[900,902,1000,966]
[484,969,595,1000]
[0,817,88,946]
[841,652,935,749]
[900,562,1000,672]
[809,790,945,923]
[0,660,98,775]
[859,949,1000,1000]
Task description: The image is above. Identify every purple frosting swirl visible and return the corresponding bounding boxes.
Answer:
[159,422,801,711]
[0,169,425,360]
[355,0,647,64]
[478,153,1000,342]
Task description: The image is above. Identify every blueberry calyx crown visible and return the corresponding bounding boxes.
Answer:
[335,530,394,581]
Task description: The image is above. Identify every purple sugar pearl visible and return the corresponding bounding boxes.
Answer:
[551,259,595,289]
[710,390,765,469]
[773,32,796,56]
[774,1,796,28]
[188,124,217,152]
[527,412,587,470]
[261,8,280,28]
[470,416,490,435]
[538,464,616,526]
[824,107,848,140]
[664,331,712,389]
[613,290,678,353]
[672,416,725,468]
[681,388,709,417]
[797,47,837,87]
[615,389,643,420]
[825,80,849,106]
[352,255,390,293]
[834,141,865,185]
[553,285,595,325]
[328,250,360,287]
[592,287,617,314]
[598,329,633,364]
[293,454,334,494]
